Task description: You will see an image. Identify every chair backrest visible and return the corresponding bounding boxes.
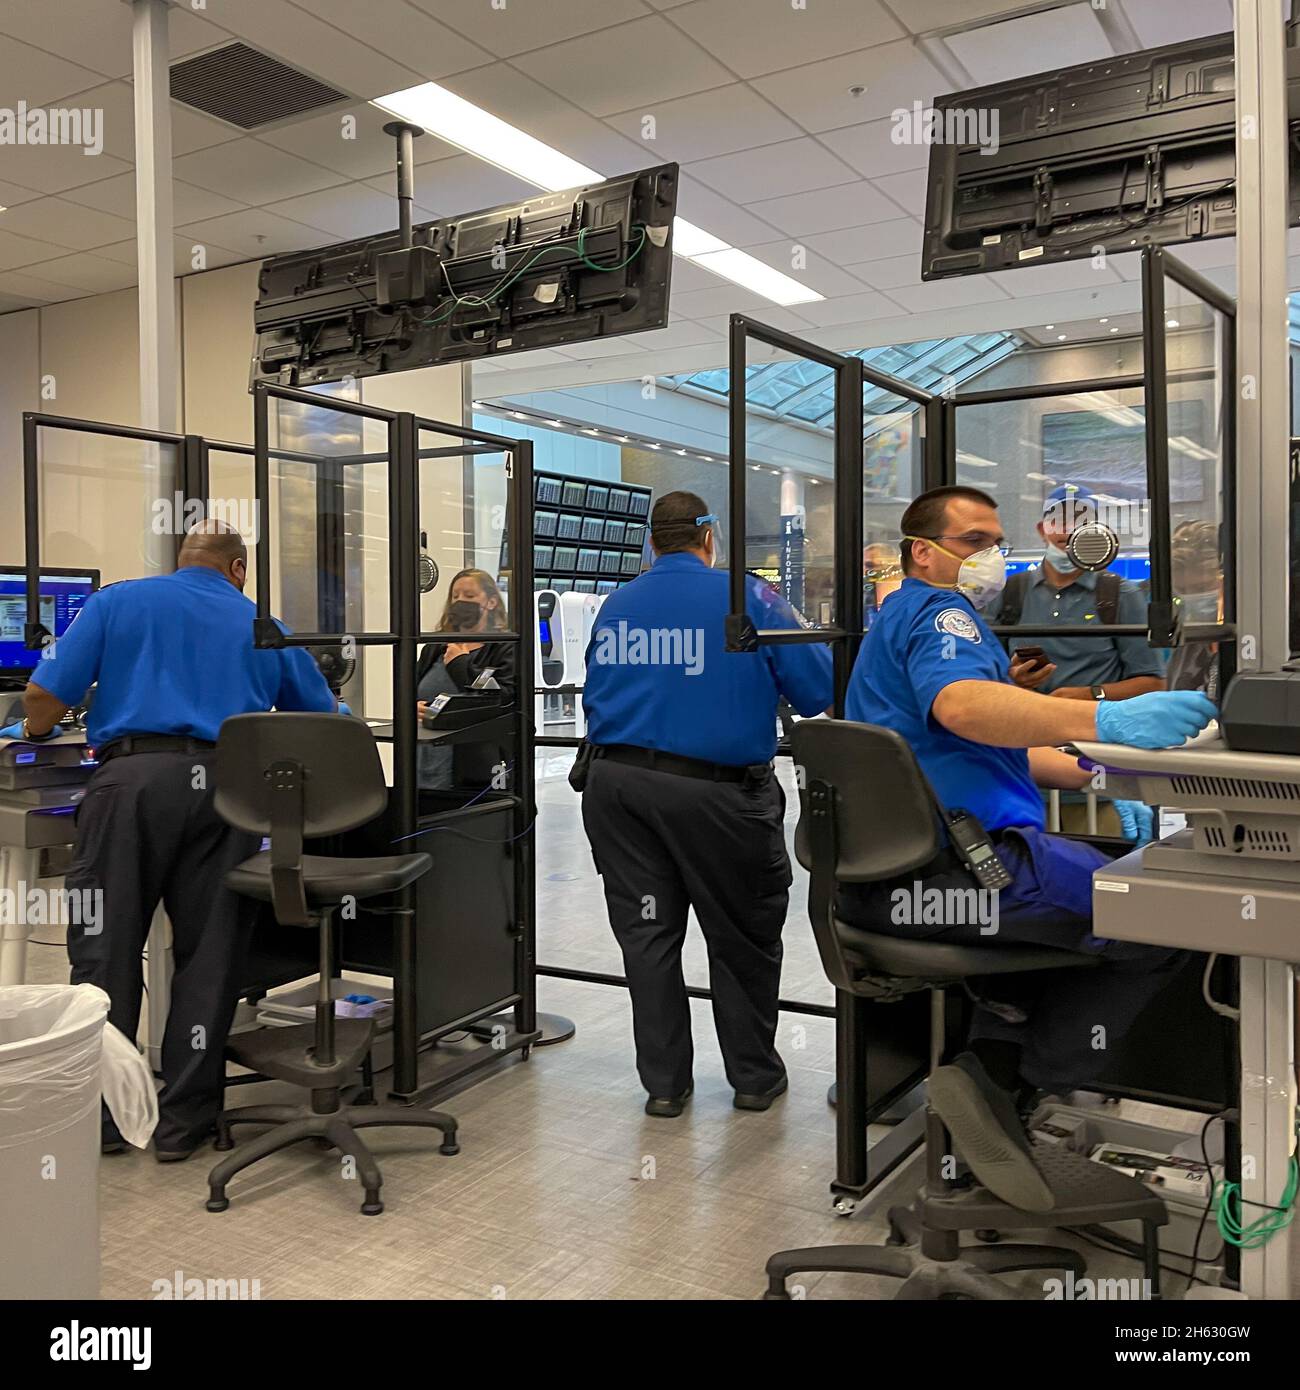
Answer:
[791,719,943,992]
[792,719,941,883]
[214,713,388,838]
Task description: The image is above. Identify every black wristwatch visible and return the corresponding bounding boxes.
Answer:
[1090,685,1107,701]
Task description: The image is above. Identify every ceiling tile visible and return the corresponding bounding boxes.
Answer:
[0,195,135,252]
[818,117,931,179]
[437,62,651,178]
[606,85,800,164]
[0,141,131,197]
[177,207,337,259]
[846,252,921,289]
[0,0,230,81]
[996,258,1124,298]
[687,138,857,203]
[0,291,43,313]
[0,225,68,271]
[871,169,927,218]
[260,106,461,181]
[174,140,347,205]
[60,173,247,225]
[752,40,949,131]
[1163,237,1237,272]
[365,154,539,220]
[66,81,239,164]
[512,15,733,118]
[410,0,651,58]
[889,0,1046,32]
[0,179,43,210]
[0,268,85,303]
[675,173,783,249]
[739,240,876,298]
[667,0,905,79]
[884,276,1010,312]
[97,236,244,275]
[200,0,426,100]
[746,180,908,238]
[1115,0,1232,49]
[0,35,113,106]
[944,7,1112,88]
[25,250,138,293]
[806,217,921,264]
[287,0,493,78]
[551,335,657,360]
[792,289,899,328]
[265,184,401,241]
[671,282,795,321]
[694,307,814,337]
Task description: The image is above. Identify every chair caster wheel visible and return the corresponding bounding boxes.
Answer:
[361,1199,384,1216]
[440,1140,460,1156]
[975,1229,1001,1243]
[206,1195,229,1213]
[831,1196,859,1218]
[763,1290,791,1300]
[214,1133,233,1153]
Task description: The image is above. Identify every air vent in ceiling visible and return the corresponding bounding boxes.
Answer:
[170,43,347,130]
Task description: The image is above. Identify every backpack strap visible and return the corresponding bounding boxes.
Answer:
[1095,571,1122,626]
[997,570,1030,630]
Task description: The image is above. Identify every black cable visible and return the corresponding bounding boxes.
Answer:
[1187,1110,1225,1288]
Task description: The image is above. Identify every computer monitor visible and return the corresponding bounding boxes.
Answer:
[0,567,100,679]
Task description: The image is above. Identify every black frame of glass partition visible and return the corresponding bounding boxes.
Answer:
[946,247,1237,669]
[248,382,537,1096]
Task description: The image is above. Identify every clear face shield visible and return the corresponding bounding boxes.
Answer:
[696,513,724,566]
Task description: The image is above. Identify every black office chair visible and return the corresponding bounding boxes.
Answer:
[764,719,1167,1300]
[206,713,458,1216]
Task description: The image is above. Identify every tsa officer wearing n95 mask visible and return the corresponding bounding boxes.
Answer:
[840,487,1216,1133]
[580,490,834,1118]
[14,522,336,1160]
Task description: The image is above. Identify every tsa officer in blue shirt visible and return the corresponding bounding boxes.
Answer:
[12,522,336,1159]
[581,491,833,1117]
[840,486,1215,1153]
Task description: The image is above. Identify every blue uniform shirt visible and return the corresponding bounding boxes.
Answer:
[846,577,1044,832]
[32,566,335,746]
[583,553,833,767]
[986,566,1164,692]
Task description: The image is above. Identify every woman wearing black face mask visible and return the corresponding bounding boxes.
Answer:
[416,568,515,790]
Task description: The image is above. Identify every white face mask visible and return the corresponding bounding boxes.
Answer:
[906,536,1007,609]
[1044,542,1076,574]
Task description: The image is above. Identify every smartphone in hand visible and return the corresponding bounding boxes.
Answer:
[1012,645,1050,672]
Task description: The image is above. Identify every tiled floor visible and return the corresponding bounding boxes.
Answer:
[21,749,1292,1300]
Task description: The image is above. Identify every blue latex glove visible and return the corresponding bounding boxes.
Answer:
[0,720,62,741]
[337,700,352,716]
[1095,690,1217,749]
[1114,800,1154,845]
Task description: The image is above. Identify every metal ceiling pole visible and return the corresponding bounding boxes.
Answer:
[132,0,177,436]
[132,0,179,1071]
[1232,0,1293,1302]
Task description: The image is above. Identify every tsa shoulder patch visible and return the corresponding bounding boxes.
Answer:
[933,607,981,644]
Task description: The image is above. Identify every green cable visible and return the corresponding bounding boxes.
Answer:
[1214,1148,1299,1249]
[411,223,649,327]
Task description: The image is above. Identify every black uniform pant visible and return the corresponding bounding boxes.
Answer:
[582,757,791,1097]
[65,749,260,1148]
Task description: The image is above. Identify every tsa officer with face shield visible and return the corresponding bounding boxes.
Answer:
[840,487,1216,1169]
[580,491,833,1119]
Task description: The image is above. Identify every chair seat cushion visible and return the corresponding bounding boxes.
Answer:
[836,919,1099,981]
[226,851,432,906]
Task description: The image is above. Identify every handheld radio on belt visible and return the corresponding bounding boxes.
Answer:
[943,808,1014,891]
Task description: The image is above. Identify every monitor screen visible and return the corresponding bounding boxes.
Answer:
[0,568,99,675]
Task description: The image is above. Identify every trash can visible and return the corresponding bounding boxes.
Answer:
[0,984,110,1300]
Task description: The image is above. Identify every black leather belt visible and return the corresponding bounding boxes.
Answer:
[97,734,216,763]
[595,743,755,784]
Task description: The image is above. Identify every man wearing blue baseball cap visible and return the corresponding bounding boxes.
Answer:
[989,482,1165,836]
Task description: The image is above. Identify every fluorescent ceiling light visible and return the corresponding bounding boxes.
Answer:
[372,83,599,191]
[371,84,822,308]
[690,248,822,306]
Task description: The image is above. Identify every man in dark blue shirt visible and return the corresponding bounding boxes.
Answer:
[582,490,833,1117]
[842,487,1214,1194]
[17,522,335,1158]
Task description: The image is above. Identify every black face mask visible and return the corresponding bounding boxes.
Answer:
[448,599,484,631]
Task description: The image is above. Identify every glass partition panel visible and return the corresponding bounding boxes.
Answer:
[741,346,836,625]
[863,390,922,628]
[34,428,180,584]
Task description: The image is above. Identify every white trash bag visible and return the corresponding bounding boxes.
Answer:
[101,1020,158,1148]
[0,984,157,1151]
